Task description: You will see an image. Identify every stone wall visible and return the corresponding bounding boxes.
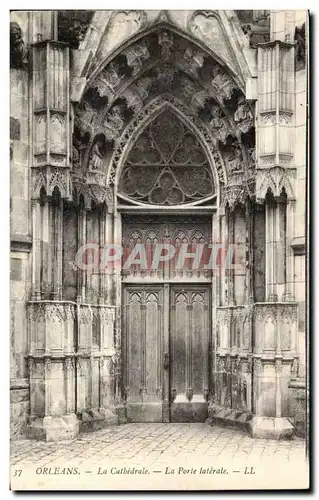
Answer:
[10,66,32,438]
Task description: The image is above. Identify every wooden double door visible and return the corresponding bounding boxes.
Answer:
[123,284,211,422]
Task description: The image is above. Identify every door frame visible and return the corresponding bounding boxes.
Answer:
[119,210,217,423]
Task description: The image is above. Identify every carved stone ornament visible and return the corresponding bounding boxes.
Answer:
[45,303,66,323]
[184,46,205,70]
[65,356,75,372]
[32,166,71,199]
[234,96,254,134]
[241,22,270,48]
[253,357,263,373]
[291,357,299,378]
[186,388,194,401]
[99,307,115,324]
[294,23,306,70]
[65,304,76,321]
[275,358,282,373]
[123,39,150,75]
[158,30,174,61]
[228,144,244,174]
[44,356,52,374]
[78,305,93,325]
[170,389,177,402]
[10,22,28,69]
[103,105,124,141]
[222,184,247,212]
[188,11,233,70]
[92,62,123,100]
[57,10,93,49]
[88,137,106,171]
[72,170,114,209]
[27,356,35,374]
[255,166,296,201]
[111,350,121,378]
[209,106,230,144]
[190,90,209,112]
[211,66,237,101]
[106,11,147,55]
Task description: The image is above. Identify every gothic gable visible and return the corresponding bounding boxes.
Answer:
[73,10,255,96]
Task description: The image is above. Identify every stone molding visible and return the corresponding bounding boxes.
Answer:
[10,235,32,253]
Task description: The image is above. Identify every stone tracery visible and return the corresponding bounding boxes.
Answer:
[118,110,215,205]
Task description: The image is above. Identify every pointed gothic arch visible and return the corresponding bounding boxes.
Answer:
[116,108,216,206]
[109,99,225,202]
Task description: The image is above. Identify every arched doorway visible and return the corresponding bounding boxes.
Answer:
[118,109,216,422]
[73,24,256,425]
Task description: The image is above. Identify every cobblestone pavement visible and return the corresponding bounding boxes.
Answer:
[11,423,306,466]
[10,424,308,490]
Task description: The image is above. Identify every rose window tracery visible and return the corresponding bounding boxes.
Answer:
[118,110,215,205]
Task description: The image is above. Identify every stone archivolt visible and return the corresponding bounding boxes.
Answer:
[72,28,255,209]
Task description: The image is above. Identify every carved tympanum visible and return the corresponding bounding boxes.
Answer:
[118,110,215,205]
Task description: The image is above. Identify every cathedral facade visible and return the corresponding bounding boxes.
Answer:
[10,10,308,441]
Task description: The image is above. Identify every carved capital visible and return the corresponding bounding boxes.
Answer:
[275,358,282,373]
[44,356,52,374]
[291,357,299,378]
[78,305,93,325]
[27,356,35,374]
[64,356,75,372]
[45,303,65,323]
[254,357,263,373]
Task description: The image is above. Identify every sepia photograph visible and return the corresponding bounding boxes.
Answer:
[9,8,310,491]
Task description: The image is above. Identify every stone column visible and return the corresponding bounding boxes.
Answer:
[265,198,278,302]
[227,209,235,306]
[27,32,78,442]
[283,200,296,301]
[250,302,297,439]
[99,205,106,304]
[77,206,87,302]
[209,212,220,411]
[219,211,228,306]
[105,210,113,304]
[31,200,42,300]
[113,210,125,422]
[41,198,52,299]
[52,193,63,300]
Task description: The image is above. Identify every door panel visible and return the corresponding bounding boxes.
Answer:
[123,283,211,423]
[170,286,210,422]
[124,287,164,422]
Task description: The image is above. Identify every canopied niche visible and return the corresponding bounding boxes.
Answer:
[118,110,215,205]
